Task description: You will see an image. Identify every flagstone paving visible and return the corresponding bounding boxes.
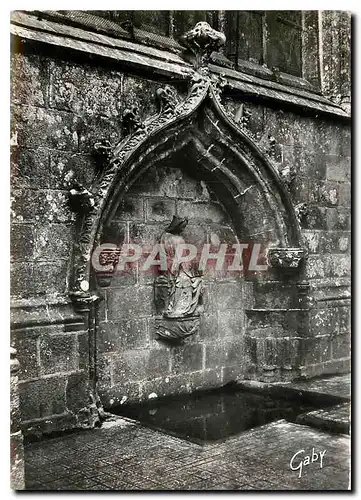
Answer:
[24,417,350,491]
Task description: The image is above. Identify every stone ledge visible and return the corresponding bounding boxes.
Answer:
[11,297,85,328]
[296,402,350,435]
[11,12,350,120]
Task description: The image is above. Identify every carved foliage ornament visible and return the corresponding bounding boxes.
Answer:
[180,21,226,69]
[267,247,307,268]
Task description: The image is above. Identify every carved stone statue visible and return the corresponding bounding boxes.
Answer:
[154,215,203,341]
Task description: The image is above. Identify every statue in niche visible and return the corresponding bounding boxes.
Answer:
[154,215,203,341]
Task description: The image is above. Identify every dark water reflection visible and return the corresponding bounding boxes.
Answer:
[111,387,329,443]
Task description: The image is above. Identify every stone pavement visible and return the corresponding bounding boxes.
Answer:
[24,418,350,491]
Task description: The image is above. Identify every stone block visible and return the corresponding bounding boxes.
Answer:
[331,333,351,360]
[10,262,34,299]
[11,188,73,224]
[33,260,69,297]
[19,376,67,421]
[222,365,244,384]
[15,331,39,381]
[305,255,326,279]
[33,224,73,261]
[96,354,113,388]
[302,230,320,254]
[326,254,351,278]
[319,231,350,254]
[147,348,171,379]
[298,337,322,366]
[100,222,127,246]
[49,60,123,118]
[112,348,170,384]
[98,318,148,353]
[114,196,145,222]
[145,198,176,222]
[309,180,339,207]
[122,75,161,121]
[175,174,212,201]
[339,306,351,334]
[77,113,121,154]
[213,281,243,311]
[201,281,217,313]
[244,335,257,365]
[246,310,287,332]
[130,165,178,199]
[309,308,338,336]
[263,108,295,147]
[218,309,244,338]
[198,313,218,341]
[314,121,349,156]
[10,224,35,261]
[302,206,327,230]
[177,200,228,224]
[252,282,297,309]
[77,332,89,371]
[223,338,244,366]
[326,155,351,182]
[49,150,96,190]
[10,430,25,490]
[106,285,155,320]
[338,182,351,207]
[99,381,141,407]
[326,208,350,230]
[128,222,163,249]
[66,371,89,413]
[170,343,204,374]
[288,173,309,205]
[11,104,79,152]
[188,368,223,392]
[140,374,189,401]
[39,334,77,375]
[204,343,227,369]
[11,147,49,190]
[319,336,332,363]
[11,53,48,107]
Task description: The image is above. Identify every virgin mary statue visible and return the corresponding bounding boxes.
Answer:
[154,215,203,340]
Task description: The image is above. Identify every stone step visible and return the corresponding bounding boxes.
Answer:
[296,403,350,435]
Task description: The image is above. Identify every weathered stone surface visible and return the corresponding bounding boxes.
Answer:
[10,14,351,438]
[15,332,39,380]
[11,224,35,261]
[39,334,78,375]
[66,372,89,413]
[11,105,80,151]
[171,343,204,374]
[11,53,48,108]
[23,418,350,490]
[19,376,67,421]
[49,60,123,118]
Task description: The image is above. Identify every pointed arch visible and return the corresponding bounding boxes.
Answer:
[69,74,303,305]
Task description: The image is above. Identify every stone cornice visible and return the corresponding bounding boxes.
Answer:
[10,11,350,120]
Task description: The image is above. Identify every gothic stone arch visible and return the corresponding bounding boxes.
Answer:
[67,63,308,410]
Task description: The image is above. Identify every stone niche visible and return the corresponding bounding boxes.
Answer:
[95,158,247,408]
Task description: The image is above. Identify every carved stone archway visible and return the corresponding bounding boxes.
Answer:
[67,22,307,414]
[69,73,305,305]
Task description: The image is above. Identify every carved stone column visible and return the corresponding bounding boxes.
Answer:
[10,347,25,490]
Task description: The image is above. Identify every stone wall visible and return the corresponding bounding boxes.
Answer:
[223,98,351,380]
[10,21,351,436]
